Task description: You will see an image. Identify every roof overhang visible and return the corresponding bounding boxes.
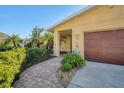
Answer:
[47,5,96,31]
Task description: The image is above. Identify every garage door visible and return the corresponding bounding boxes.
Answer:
[84,29,124,65]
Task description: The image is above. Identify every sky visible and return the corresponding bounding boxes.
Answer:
[0,5,87,38]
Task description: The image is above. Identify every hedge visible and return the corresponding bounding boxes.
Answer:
[0,48,26,88]
[0,46,50,88]
[25,46,49,67]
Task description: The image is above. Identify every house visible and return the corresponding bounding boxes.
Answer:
[48,5,124,65]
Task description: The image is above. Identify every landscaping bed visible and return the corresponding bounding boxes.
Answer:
[56,67,78,87]
[56,53,85,87]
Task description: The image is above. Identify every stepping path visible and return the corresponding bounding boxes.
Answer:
[14,57,63,88]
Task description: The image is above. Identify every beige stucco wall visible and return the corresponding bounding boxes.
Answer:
[52,5,124,56]
[60,35,71,52]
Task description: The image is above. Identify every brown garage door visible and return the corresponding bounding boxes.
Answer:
[84,29,124,65]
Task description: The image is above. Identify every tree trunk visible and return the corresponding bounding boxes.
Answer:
[13,41,16,47]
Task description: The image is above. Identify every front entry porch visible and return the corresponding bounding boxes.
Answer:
[53,29,72,56]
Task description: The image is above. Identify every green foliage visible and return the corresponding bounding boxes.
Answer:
[0,44,14,51]
[42,32,53,51]
[42,32,53,41]
[31,27,44,47]
[5,34,21,47]
[26,45,49,67]
[61,53,85,71]
[0,48,26,88]
[61,63,72,71]
[0,44,50,88]
[0,27,52,87]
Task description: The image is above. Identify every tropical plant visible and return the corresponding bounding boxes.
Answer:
[41,32,53,52]
[5,34,21,47]
[61,63,72,71]
[31,27,44,47]
[61,53,85,71]
[43,32,53,41]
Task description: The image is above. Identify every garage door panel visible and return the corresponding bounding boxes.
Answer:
[116,29,124,38]
[85,32,103,40]
[102,50,124,64]
[103,42,124,47]
[84,29,124,65]
[85,48,103,62]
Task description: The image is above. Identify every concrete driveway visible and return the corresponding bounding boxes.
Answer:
[67,61,124,88]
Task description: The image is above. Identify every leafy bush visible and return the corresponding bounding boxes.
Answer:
[0,45,50,88]
[25,45,49,67]
[0,44,14,51]
[61,53,85,71]
[0,48,26,88]
[61,63,72,71]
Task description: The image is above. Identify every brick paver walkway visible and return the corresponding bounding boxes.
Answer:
[14,57,63,88]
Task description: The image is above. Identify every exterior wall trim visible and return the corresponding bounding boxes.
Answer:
[47,5,96,31]
[83,27,124,32]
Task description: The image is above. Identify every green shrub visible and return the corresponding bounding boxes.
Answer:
[0,48,26,88]
[0,44,14,51]
[26,46,49,67]
[0,45,50,88]
[61,63,72,71]
[61,53,85,71]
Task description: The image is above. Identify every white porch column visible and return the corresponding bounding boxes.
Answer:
[53,30,60,56]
